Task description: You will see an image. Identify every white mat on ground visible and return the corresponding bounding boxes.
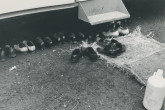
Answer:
[81,26,165,85]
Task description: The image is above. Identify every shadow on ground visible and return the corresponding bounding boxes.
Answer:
[0,44,145,110]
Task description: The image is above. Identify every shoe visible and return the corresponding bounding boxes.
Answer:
[97,33,106,39]
[59,32,66,44]
[87,31,97,43]
[87,35,94,43]
[102,21,119,37]
[35,37,45,49]
[97,39,126,58]
[0,48,6,61]
[69,33,77,43]
[117,20,129,35]
[43,36,53,47]
[4,45,16,58]
[85,47,98,61]
[14,42,28,53]
[71,49,82,63]
[76,32,86,41]
[52,33,62,44]
[23,41,36,52]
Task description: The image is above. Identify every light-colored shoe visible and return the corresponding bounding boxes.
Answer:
[14,42,28,53]
[117,27,129,35]
[116,20,130,35]
[102,30,119,37]
[23,41,36,52]
[102,21,119,37]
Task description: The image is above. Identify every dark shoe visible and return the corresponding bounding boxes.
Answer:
[35,37,45,49]
[0,48,6,61]
[85,47,98,61]
[4,45,16,58]
[71,49,82,63]
[69,33,77,43]
[52,33,62,44]
[43,36,53,47]
[97,47,118,58]
[87,33,97,43]
[87,35,94,43]
[60,33,66,44]
[97,39,126,58]
[97,38,110,47]
[115,43,126,56]
[14,42,28,53]
[76,32,86,41]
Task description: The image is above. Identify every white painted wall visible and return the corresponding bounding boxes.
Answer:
[0,0,75,14]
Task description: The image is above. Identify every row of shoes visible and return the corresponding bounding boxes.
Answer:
[34,32,89,49]
[71,46,98,63]
[70,38,126,63]
[34,32,87,49]
[0,32,87,62]
[0,19,130,62]
[102,19,130,37]
[0,41,36,61]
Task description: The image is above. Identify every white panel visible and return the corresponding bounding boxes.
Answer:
[0,0,75,14]
[76,0,89,2]
[78,0,130,25]
[88,11,129,25]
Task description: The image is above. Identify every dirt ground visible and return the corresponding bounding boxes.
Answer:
[0,0,165,110]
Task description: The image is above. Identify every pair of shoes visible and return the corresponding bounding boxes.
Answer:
[116,19,129,35]
[102,21,119,37]
[14,41,36,53]
[102,20,130,37]
[71,47,98,63]
[52,32,66,44]
[35,36,53,49]
[4,45,17,58]
[0,45,17,61]
[97,39,126,58]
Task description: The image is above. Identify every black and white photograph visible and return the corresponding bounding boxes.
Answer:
[0,0,165,109]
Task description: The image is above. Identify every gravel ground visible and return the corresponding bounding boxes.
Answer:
[0,0,164,110]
